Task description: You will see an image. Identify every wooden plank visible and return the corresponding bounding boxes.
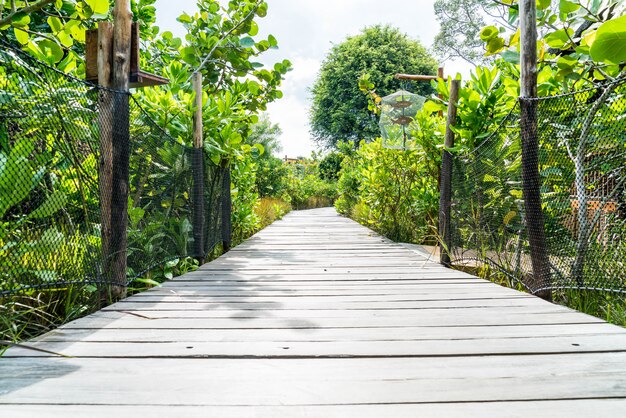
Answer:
[2,355,626,404]
[3,400,626,418]
[8,334,626,358]
[32,323,623,344]
[104,298,543,310]
[48,311,603,330]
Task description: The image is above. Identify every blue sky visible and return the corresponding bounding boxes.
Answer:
[154,0,473,157]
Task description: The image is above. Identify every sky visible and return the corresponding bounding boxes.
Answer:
[154,0,474,158]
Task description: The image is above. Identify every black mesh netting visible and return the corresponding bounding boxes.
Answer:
[0,42,227,296]
[450,79,626,295]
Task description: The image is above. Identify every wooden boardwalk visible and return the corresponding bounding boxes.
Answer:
[2,207,626,417]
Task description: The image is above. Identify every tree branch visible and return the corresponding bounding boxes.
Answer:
[0,0,55,28]
[187,0,261,83]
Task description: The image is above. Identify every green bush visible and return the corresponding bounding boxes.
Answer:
[255,155,290,198]
[335,108,444,244]
[284,158,338,210]
[231,154,261,245]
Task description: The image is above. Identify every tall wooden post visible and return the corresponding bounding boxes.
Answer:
[98,22,114,298]
[192,72,206,263]
[439,79,460,267]
[108,0,132,299]
[221,160,232,252]
[520,0,551,300]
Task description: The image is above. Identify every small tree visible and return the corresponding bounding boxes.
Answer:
[310,25,438,149]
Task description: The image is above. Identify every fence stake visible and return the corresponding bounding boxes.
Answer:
[520,0,551,300]
[107,0,132,299]
[439,79,460,267]
[192,72,205,263]
[221,160,232,252]
[97,22,114,300]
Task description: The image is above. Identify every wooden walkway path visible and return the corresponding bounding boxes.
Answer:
[2,207,626,417]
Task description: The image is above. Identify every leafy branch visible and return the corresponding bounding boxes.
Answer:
[0,0,55,28]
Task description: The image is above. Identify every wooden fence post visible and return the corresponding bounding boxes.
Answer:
[97,22,114,298]
[520,0,551,300]
[439,79,460,267]
[107,0,132,299]
[221,161,232,252]
[192,72,206,263]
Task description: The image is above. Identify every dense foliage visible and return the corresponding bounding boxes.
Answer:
[334,0,626,324]
[0,0,298,344]
[309,25,438,149]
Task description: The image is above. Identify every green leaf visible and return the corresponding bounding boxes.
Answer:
[485,37,505,55]
[248,21,259,36]
[29,191,67,219]
[257,2,268,17]
[47,16,63,34]
[11,12,30,28]
[501,50,520,64]
[559,0,580,16]
[14,28,29,45]
[480,26,499,41]
[239,36,255,48]
[177,13,193,23]
[537,0,551,10]
[35,227,65,254]
[248,80,260,94]
[37,39,64,64]
[252,143,265,155]
[423,100,445,114]
[590,15,626,64]
[268,34,278,48]
[85,0,110,15]
[544,28,574,49]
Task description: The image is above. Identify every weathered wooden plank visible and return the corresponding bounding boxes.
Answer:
[3,401,626,418]
[2,355,626,405]
[104,298,544,311]
[31,323,623,344]
[44,311,603,330]
[8,333,626,358]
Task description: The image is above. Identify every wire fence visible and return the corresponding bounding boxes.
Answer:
[450,79,626,295]
[0,42,228,297]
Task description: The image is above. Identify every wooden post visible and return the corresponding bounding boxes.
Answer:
[520,0,551,300]
[221,160,232,252]
[437,67,445,118]
[97,22,114,299]
[439,79,460,267]
[192,72,205,263]
[108,0,132,299]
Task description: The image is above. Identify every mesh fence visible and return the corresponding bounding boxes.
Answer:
[450,79,626,295]
[0,42,227,297]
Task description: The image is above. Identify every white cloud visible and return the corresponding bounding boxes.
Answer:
[265,55,321,158]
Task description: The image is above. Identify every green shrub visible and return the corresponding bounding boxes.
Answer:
[255,156,290,198]
[335,108,444,244]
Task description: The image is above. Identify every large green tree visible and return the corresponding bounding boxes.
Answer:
[309,25,438,149]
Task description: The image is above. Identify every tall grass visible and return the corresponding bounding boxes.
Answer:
[255,197,291,229]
